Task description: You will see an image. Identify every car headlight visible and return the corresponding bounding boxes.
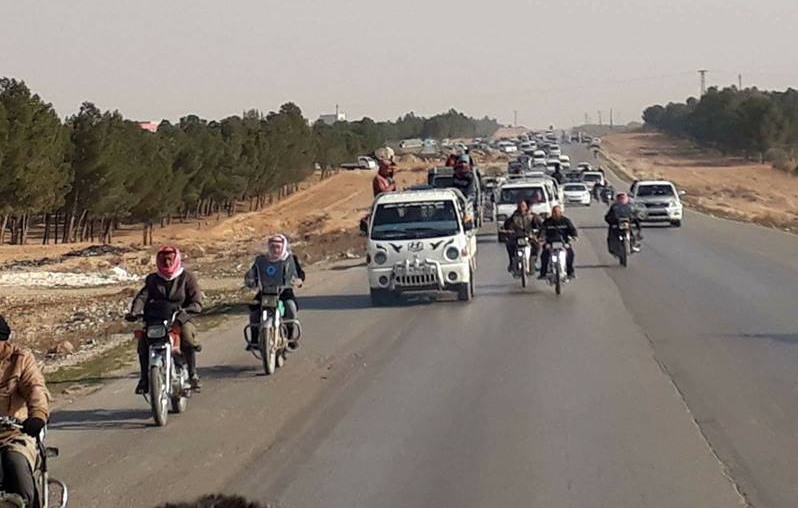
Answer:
[445,246,460,261]
[374,251,387,265]
[146,324,168,339]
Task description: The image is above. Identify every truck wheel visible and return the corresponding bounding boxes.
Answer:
[457,282,472,302]
[370,288,394,307]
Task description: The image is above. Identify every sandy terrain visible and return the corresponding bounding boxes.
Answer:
[603,132,798,230]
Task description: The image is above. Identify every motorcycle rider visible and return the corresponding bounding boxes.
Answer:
[538,205,579,279]
[127,245,203,393]
[0,315,49,507]
[372,159,397,198]
[245,235,305,351]
[604,192,642,253]
[502,198,542,272]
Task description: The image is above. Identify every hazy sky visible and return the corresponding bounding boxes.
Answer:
[3,0,797,128]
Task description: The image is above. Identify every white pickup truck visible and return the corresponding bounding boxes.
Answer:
[630,180,685,227]
[367,189,477,304]
[341,156,378,170]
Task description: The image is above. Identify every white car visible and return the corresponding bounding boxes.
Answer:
[532,150,547,166]
[498,141,518,154]
[630,180,684,227]
[547,144,562,157]
[562,183,591,206]
[367,189,477,304]
[559,155,571,165]
[581,171,605,189]
[577,162,592,172]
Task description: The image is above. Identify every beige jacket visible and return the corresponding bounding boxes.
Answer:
[0,342,50,468]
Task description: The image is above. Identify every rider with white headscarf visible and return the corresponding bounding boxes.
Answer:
[245,235,305,350]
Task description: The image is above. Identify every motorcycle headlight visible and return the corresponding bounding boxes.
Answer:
[445,246,460,261]
[146,324,168,339]
[374,251,387,265]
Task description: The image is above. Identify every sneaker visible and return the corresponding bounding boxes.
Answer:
[567,272,576,279]
[537,273,547,280]
[192,343,202,352]
[632,245,641,253]
[189,375,202,390]
[135,378,148,395]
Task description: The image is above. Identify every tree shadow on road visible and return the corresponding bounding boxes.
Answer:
[736,333,798,345]
[49,408,154,431]
[299,294,373,310]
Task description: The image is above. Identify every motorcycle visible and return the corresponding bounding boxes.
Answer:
[135,302,191,427]
[0,417,68,508]
[608,218,634,267]
[544,240,571,295]
[245,288,302,376]
[510,236,536,288]
[600,187,615,205]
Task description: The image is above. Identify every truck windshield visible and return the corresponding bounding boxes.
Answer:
[636,185,675,197]
[500,187,546,205]
[371,201,460,240]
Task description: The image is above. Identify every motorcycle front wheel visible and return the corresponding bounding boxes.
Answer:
[554,263,562,295]
[149,365,169,427]
[520,258,528,288]
[260,325,277,375]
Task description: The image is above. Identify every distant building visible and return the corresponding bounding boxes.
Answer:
[318,112,346,125]
[137,121,158,132]
[318,104,347,125]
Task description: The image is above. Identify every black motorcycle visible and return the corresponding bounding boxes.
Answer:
[608,218,634,267]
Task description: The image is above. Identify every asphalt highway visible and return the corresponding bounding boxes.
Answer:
[47,143,798,507]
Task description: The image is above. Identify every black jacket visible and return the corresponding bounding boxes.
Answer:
[605,203,637,226]
[540,215,578,243]
[131,270,202,324]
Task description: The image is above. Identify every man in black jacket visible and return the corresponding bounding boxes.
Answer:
[604,192,642,252]
[538,205,578,279]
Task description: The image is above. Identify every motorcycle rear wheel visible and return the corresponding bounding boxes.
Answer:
[149,365,168,427]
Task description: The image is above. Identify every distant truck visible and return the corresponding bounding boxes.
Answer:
[341,156,378,170]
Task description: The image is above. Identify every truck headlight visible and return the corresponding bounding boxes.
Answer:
[445,246,460,261]
[374,251,387,265]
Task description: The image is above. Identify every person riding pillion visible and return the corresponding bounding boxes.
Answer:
[538,205,579,279]
[604,192,642,252]
[502,199,543,272]
[245,235,305,351]
[127,246,203,393]
[0,315,50,507]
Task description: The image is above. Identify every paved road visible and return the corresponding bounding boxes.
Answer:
[46,143,798,507]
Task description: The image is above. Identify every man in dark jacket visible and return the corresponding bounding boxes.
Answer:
[127,245,203,393]
[452,155,477,204]
[604,192,642,252]
[538,205,579,279]
[245,235,306,351]
[502,199,542,271]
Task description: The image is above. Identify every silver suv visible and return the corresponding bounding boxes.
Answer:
[630,180,684,227]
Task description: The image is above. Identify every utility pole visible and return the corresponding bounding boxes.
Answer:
[698,69,708,96]
[610,108,614,129]
[513,110,518,127]
[738,74,743,90]
[597,110,603,126]
[584,113,589,125]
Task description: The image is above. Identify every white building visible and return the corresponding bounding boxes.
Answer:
[318,105,347,125]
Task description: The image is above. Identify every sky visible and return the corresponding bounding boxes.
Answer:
[2,0,797,129]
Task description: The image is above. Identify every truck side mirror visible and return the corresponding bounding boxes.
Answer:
[678,189,687,196]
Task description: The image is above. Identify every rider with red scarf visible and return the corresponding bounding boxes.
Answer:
[127,246,203,393]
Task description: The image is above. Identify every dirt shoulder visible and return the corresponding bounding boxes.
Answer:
[0,158,431,378]
[602,131,798,231]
